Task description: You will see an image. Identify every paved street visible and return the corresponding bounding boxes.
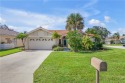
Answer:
[105,46,125,49]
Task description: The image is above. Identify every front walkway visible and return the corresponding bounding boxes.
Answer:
[0,50,52,83]
[105,46,125,49]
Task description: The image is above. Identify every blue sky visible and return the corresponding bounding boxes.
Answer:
[0,0,125,35]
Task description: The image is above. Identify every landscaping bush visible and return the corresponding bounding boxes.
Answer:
[66,31,82,52]
[1,42,5,44]
[52,45,58,49]
[53,47,64,51]
[91,35,103,50]
[59,44,63,47]
[82,36,93,50]
[92,42,103,50]
[110,40,115,44]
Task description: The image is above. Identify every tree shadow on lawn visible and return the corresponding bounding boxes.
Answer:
[0,47,21,52]
[76,47,113,54]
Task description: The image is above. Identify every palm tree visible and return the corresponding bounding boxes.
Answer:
[16,32,27,49]
[52,31,61,45]
[66,13,84,31]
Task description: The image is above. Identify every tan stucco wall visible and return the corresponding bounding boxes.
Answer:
[25,38,29,49]
[25,29,58,49]
[0,35,15,44]
[0,35,23,47]
[16,39,23,47]
[29,29,52,37]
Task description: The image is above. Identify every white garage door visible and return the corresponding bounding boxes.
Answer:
[28,37,56,50]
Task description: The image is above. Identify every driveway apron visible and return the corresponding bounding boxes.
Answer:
[0,50,52,83]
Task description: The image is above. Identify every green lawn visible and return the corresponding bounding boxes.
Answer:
[34,48,125,83]
[0,48,22,57]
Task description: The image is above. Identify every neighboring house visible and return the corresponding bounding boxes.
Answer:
[105,37,112,44]
[0,24,23,50]
[25,27,68,50]
[120,36,125,44]
[105,36,125,44]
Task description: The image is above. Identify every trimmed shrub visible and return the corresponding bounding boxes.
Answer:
[53,47,64,51]
[69,48,74,52]
[52,45,58,49]
[110,40,115,44]
[1,42,5,44]
[92,42,103,50]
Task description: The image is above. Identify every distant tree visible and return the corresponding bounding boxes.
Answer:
[16,32,27,49]
[85,26,111,43]
[123,34,125,36]
[85,28,96,35]
[113,32,120,39]
[113,32,120,44]
[24,31,27,34]
[66,13,84,31]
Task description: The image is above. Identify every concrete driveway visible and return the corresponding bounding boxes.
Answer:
[0,50,52,83]
[105,46,125,49]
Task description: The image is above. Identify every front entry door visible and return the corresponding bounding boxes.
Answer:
[64,39,66,46]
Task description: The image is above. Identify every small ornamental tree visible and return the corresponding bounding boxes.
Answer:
[82,35,93,50]
[52,31,61,45]
[52,31,61,39]
[85,28,103,50]
[66,30,82,52]
[16,33,27,49]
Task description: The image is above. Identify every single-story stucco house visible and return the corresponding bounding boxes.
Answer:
[105,36,125,44]
[25,27,68,50]
[0,24,23,50]
[120,36,125,44]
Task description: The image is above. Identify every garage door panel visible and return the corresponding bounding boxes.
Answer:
[29,38,56,50]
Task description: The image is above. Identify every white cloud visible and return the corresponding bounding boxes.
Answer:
[88,19,105,26]
[1,7,66,32]
[104,16,111,22]
[83,0,98,8]
[111,28,125,35]
[118,28,125,35]
[8,25,34,32]
[83,26,88,32]
[0,17,6,23]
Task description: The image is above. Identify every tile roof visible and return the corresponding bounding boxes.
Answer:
[49,30,68,36]
[0,24,19,36]
[48,30,94,37]
[120,36,125,39]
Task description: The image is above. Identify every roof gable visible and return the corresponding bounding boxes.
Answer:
[27,27,52,35]
[49,30,68,36]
